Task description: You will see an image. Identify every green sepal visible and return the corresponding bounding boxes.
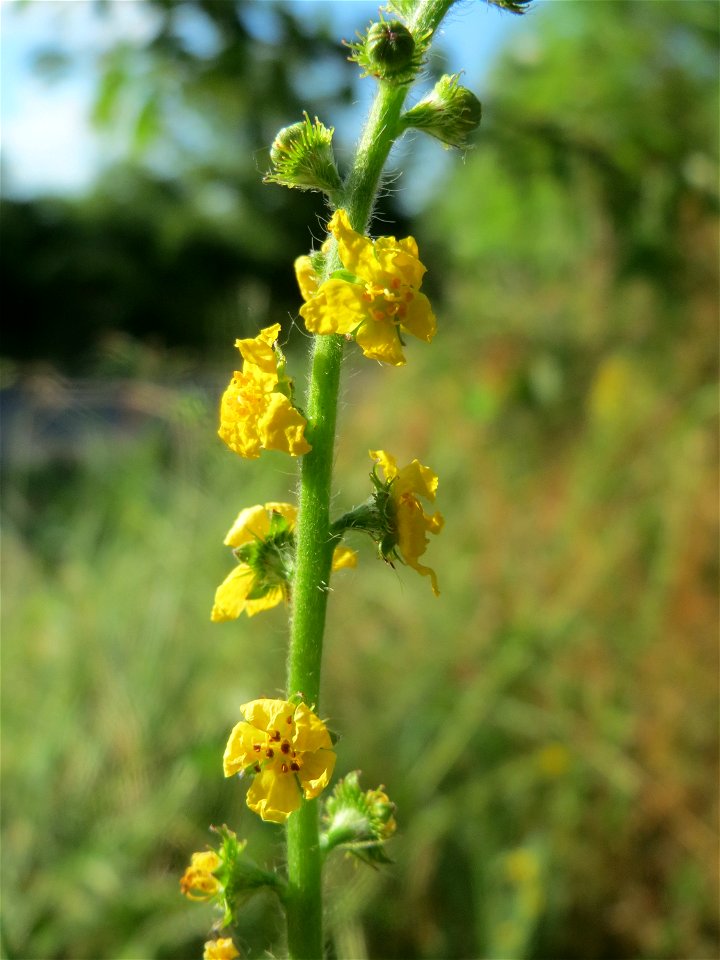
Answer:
[231,512,295,599]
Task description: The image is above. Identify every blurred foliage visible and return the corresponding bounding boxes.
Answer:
[2,1,719,960]
[0,0,385,365]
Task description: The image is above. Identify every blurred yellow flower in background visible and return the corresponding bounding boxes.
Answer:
[224,699,336,823]
[297,209,436,366]
[179,850,221,901]
[203,937,240,960]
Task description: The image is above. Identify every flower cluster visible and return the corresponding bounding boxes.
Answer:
[211,502,356,621]
[224,698,337,823]
[218,323,310,459]
[296,209,436,366]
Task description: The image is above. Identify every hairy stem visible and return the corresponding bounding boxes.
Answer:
[284,3,456,956]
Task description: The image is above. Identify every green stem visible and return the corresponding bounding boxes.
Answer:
[284,3,457,956]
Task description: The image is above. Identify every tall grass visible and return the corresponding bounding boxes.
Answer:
[2,331,717,958]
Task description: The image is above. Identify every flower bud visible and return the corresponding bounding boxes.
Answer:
[321,771,397,865]
[402,74,482,149]
[366,21,415,74]
[347,19,429,85]
[265,113,342,195]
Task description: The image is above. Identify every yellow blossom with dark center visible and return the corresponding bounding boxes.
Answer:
[296,210,436,366]
[218,323,311,458]
[224,699,336,823]
[371,449,444,595]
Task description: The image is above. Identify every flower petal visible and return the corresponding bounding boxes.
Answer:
[223,504,272,547]
[397,497,441,596]
[300,279,367,336]
[298,748,336,799]
[328,209,378,281]
[401,291,436,343]
[355,317,406,366]
[210,565,255,622]
[223,720,264,776]
[294,255,319,302]
[235,323,281,372]
[246,766,301,823]
[244,586,285,617]
[258,393,311,457]
[292,702,334,752]
[224,503,297,547]
[370,449,399,482]
[241,698,292,732]
[395,459,439,501]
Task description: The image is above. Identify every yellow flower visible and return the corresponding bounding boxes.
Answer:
[224,698,336,823]
[203,938,240,960]
[218,323,311,458]
[371,449,444,595]
[211,503,357,622]
[180,850,221,901]
[297,209,436,366]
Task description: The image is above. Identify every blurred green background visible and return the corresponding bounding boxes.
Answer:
[2,2,718,959]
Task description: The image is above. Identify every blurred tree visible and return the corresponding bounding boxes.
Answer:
[0,0,394,366]
[421,0,718,413]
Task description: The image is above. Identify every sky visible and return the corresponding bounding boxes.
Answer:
[0,0,531,198]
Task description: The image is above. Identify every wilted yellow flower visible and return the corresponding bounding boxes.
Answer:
[180,850,221,901]
[371,449,443,595]
[224,698,336,823]
[203,938,240,960]
[297,209,436,366]
[211,503,357,622]
[218,323,311,459]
